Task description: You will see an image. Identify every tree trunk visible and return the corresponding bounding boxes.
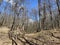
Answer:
[42,2,46,30]
[37,0,41,32]
[56,0,60,28]
[48,0,53,29]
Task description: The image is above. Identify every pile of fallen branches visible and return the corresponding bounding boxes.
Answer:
[8,29,60,45]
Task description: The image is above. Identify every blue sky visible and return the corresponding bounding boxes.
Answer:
[0,0,38,13]
[25,0,38,20]
[25,0,38,10]
[0,0,57,13]
[0,0,57,20]
[0,0,11,13]
[0,0,38,20]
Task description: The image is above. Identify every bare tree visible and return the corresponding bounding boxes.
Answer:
[8,0,27,45]
[56,0,60,15]
[48,0,53,29]
[31,8,38,32]
[56,0,60,28]
[37,0,41,31]
[41,0,46,30]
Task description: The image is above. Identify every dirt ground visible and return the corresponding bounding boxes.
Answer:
[0,27,60,45]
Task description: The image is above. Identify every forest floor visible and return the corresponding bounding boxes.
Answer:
[0,26,60,45]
